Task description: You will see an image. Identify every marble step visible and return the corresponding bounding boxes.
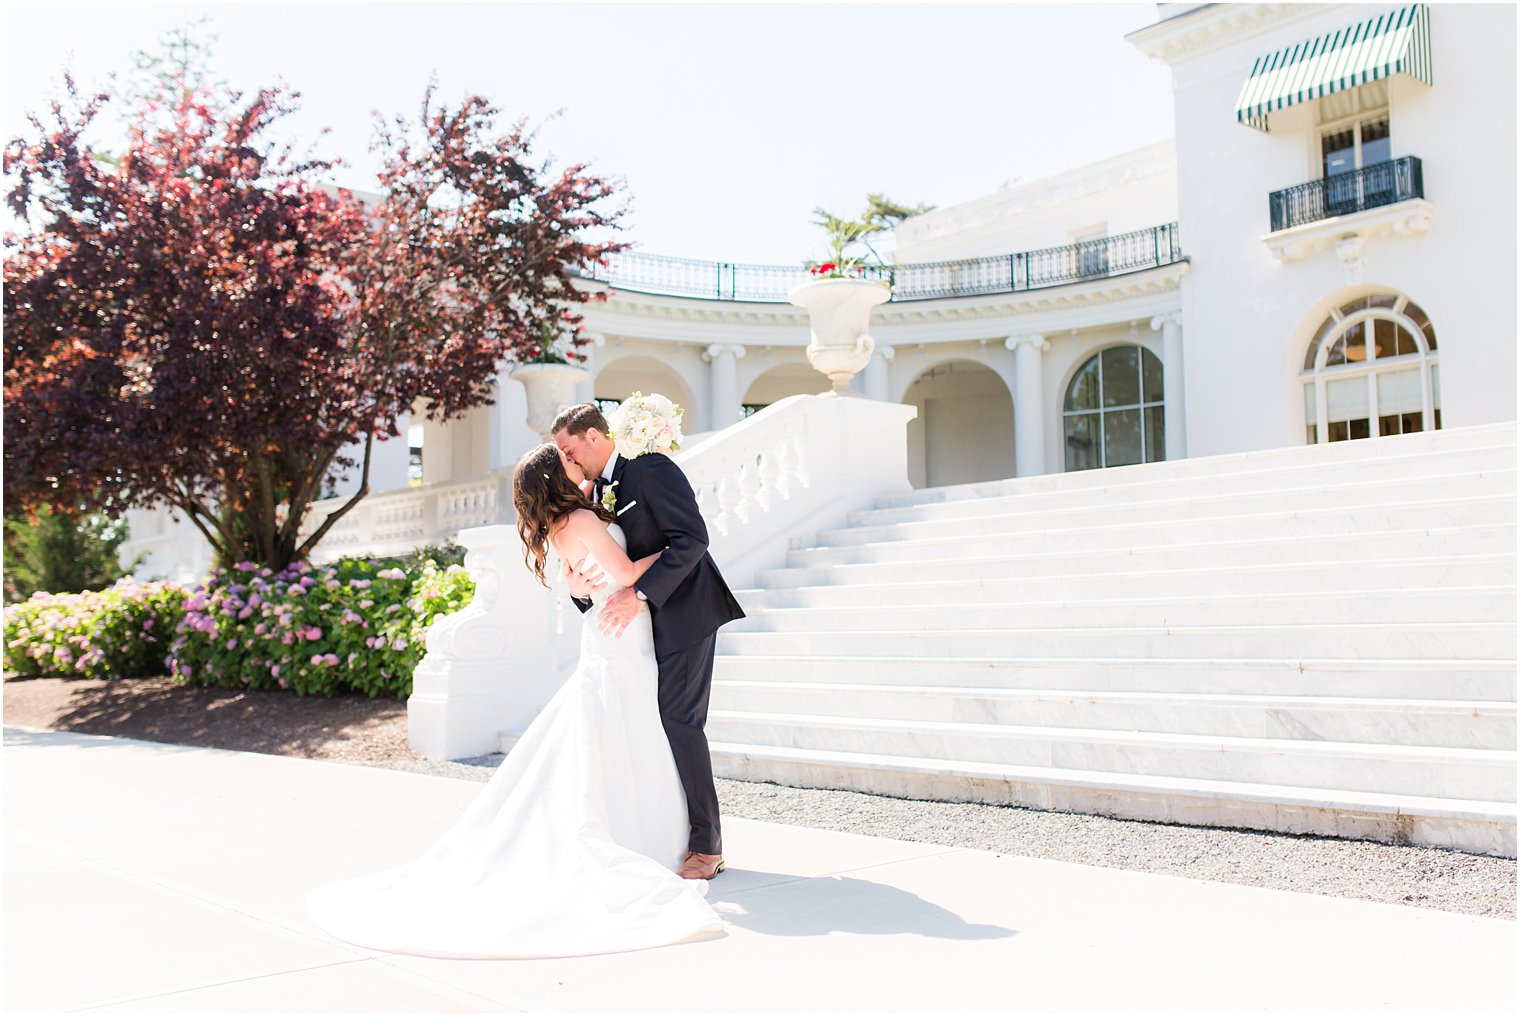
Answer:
[708,682,1517,750]
[710,656,1518,701]
[785,497,1514,568]
[870,423,1516,511]
[826,470,1515,546]
[706,742,1518,857]
[705,711,1517,802]
[739,555,1515,608]
[856,454,1515,529]
[716,622,1516,661]
[724,587,1514,633]
[758,525,1517,588]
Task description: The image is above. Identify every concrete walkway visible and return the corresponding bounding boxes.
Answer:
[4,727,1515,1013]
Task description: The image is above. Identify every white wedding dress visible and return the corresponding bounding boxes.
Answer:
[307,525,723,958]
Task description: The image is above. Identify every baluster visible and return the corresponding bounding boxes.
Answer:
[736,454,761,524]
[775,431,798,500]
[693,476,715,528]
[714,468,740,538]
[755,445,780,513]
[791,429,811,490]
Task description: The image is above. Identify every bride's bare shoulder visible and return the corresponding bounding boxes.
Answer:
[555,508,604,535]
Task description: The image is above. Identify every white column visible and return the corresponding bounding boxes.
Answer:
[1005,334,1049,478]
[861,345,895,401]
[370,411,413,493]
[704,343,746,431]
[1151,312,1187,460]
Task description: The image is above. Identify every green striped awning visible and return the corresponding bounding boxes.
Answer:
[1235,4,1432,132]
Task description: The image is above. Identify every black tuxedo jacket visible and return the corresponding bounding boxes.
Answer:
[580,452,745,657]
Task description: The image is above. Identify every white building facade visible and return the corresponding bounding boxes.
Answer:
[121,2,1517,578]
[1129,1,1516,457]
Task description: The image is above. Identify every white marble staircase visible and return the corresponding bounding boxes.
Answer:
[706,422,1519,856]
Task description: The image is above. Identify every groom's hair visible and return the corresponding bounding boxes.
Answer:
[551,403,609,438]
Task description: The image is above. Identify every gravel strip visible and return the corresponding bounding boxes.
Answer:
[390,753,1517,920]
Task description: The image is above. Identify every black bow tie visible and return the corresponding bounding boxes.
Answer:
[594,475,608,500]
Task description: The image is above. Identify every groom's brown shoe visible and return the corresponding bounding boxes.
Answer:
[678,851,725,880]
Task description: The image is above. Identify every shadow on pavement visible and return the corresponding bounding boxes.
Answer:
[709,869,1017,940]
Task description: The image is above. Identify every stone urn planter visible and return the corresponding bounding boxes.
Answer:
[509,362,590,440]
[787,278,891,393]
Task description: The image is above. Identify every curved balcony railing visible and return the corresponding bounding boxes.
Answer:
[571,222,1184,303]
[1269,156,1423,233]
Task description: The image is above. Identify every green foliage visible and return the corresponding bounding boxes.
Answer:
[167,557,475,699]
[345,541,468,572]
[807,193,937,278]
[3,580,186,679]
[3,506,143,604]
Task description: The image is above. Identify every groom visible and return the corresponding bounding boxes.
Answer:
[551,403,746,880]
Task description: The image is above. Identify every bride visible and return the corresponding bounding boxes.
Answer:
[306,443,724,958]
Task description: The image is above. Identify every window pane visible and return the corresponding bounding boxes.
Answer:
[1379,414,1402,436]
[1141,348,1164,404]
[1326,376,1370,422]
[1348,418,1371,440]
[1323,127,1356,176]
[1101,346,1140,407]
[1401,412,1423,434]
[1326,335,1347,367]
[1361,116,1391,166]
[1404,302,1436,349]
[1371,318,1397,360]
[1064,414,1101,471]
[1328,420,1349,442]
[1065,356,1100,412]
[1144,406,1166,463]
[1341,322,1367,362]
[1377,368,1424,415]
[1303,383,1318,425]
[1104,409,1143,467]
[1306,318,1338,369]
[1395,323,1419,356]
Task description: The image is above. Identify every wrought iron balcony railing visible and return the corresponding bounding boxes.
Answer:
[570,222,1184,304]
[1268,156,1424,233]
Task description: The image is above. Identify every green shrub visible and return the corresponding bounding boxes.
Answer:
[2,580,186,679]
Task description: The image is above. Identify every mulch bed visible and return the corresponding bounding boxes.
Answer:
[2,674,419,767]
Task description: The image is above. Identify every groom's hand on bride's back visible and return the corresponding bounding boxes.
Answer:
[566,560,607,600]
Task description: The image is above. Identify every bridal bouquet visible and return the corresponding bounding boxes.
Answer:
[608,391,684,458]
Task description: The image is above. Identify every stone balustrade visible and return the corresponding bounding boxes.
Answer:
[408,392,918,758]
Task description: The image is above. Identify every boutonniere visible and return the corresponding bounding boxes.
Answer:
[600,480,619,513]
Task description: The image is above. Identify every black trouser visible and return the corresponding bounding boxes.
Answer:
[656,632,721,855]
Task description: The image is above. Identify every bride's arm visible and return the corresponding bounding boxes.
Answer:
[560,510,661,588]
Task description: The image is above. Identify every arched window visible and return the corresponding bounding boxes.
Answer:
[1302,294,1439,444]
[1063,346,1165,471]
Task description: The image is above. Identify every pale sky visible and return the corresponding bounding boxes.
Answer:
[1,1,1176,264]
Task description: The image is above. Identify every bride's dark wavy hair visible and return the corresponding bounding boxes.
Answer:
[513,443,614,588]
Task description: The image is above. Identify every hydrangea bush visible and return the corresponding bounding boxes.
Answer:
[3,580,187,680]
[167,557,475,699]
[3,557,475,699]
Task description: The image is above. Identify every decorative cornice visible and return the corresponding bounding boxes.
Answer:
[1126,3,1321,66]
